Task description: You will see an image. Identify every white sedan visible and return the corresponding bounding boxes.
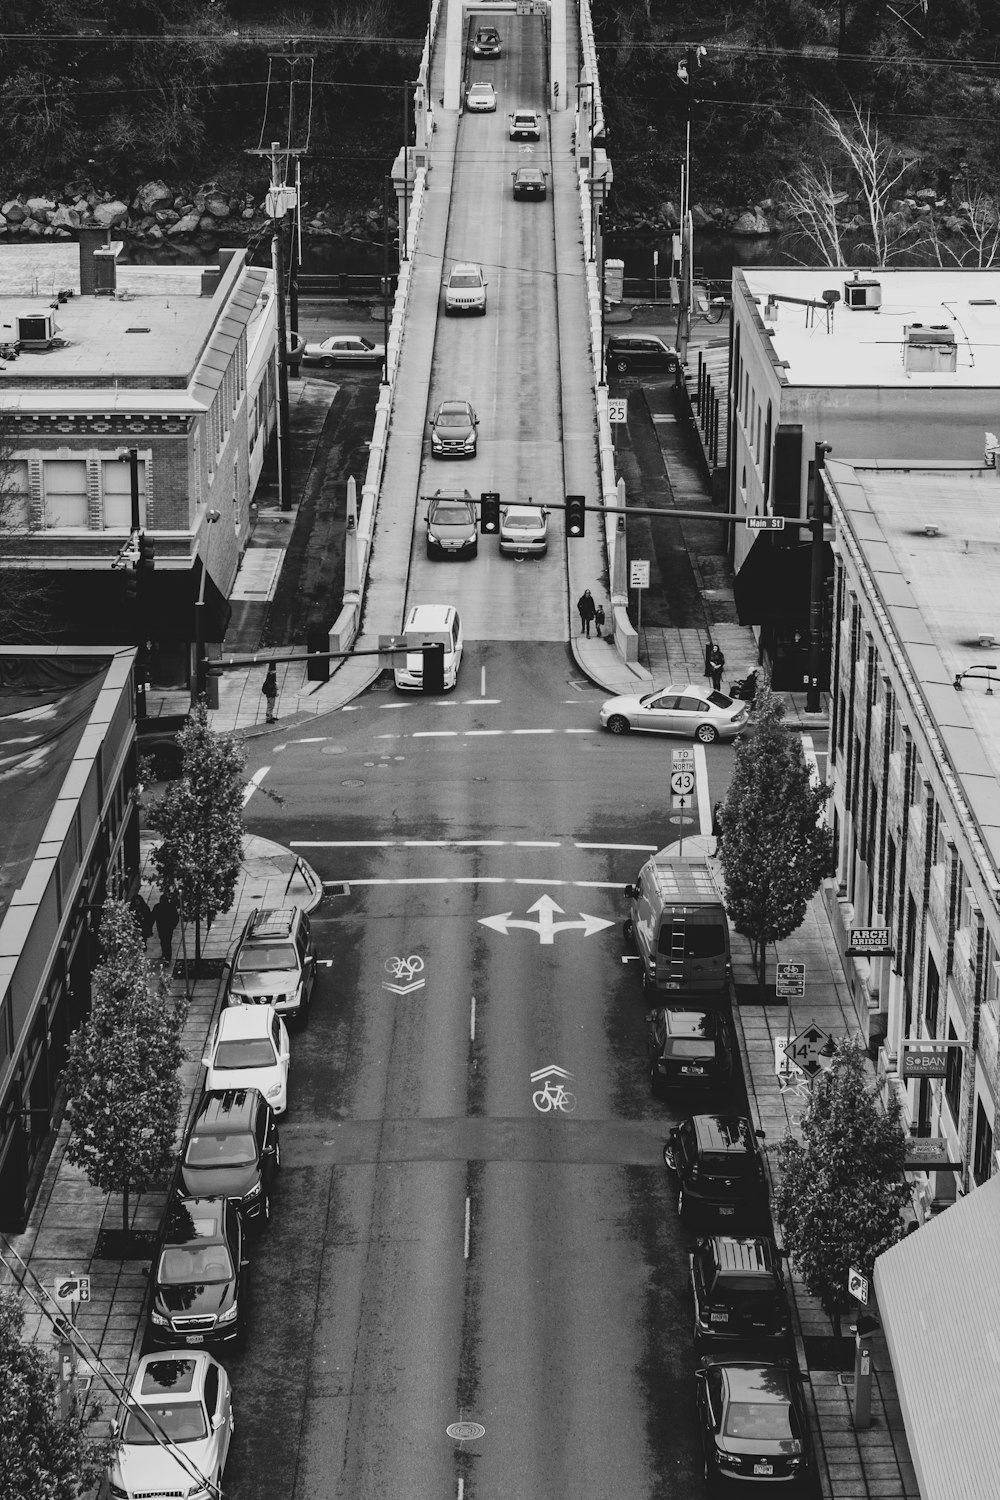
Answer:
[499,504,548,556]
[466,80,497,111]
[107,1350,234,1500]
[599,683,749,743]
[202,1004,290,1114]
[300,335,385,368]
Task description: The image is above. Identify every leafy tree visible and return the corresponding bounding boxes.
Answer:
[148,699,246,963]
[62,900,187,1235]
[0,1286,110,1500]
[774,1039,909,1332]
[0,424,54,642]
[719,675,835,991]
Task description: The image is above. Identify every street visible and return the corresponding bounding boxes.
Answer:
[223,642,762,1500]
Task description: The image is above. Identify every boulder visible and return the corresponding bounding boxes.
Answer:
[145,224,164,242]
[241,207,256,219]
[690,203,713,228]
[204,194,231,219]
[24,218,43,236]
[25,195,57,217]
[92,199,129,227]
[2,200,26,223]
[197,214,218,233]
[914,187,937,203]
[135,179,175,214]
[657,200,679,226]
[72,197,90,215]
[50,204,81,229]
[167,212,201,236]
[155,208,180,226]
[732,207,771,236]
[0,214,6,233]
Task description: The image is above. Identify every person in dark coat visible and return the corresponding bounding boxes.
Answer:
[152,893,180,963]
[577,590,597,637]
[707,643,726,691]
[594,603,606,639]
[129,892,154,947]
[262,663,278,723]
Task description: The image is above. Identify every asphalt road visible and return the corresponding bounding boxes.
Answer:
[221,641,763,1500]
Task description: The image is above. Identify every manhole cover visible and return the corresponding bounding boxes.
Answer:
[321,744,348,755]
[446,1421,485,1442]
[341,779,365,787]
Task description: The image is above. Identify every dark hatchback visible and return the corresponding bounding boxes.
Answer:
[606,334,680,377]
[646,1006,733,1093]
[147,1196,248,1349]
[695,1358,813,1489]
[177,1089,280,1228]
[664,1115,767,1227]
[691,1236,791,1345]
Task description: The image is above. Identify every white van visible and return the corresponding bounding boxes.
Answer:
[394,604,464,691]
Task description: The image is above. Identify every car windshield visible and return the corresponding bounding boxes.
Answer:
[437,411,470,427]
[724,1400,795,1441]
[506,515,542,530]
[236,944,296,973]
[122,1400,207,1445]
[449,274,481,287]
[213,1039,275,1070]
[185,1131,256,1167]
[157,1245,234,1284]
[703,1151,754,1177]
[433,503,474,525]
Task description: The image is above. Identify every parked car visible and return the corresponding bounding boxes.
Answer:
[430,398,479,458]
[444,262,488,315]
[646,1006,733,1093]
[599,683,749,743]
[509,108,541,139]
[301,334,385,368]
[663,1114,767,1227]
[690,1235,791,1345]
[606,334,680,377]
[512,166,547,199]
[106,1349,234,1500]
[426,490,479,558]
[695,1357,812,1488]
[177,1089,280,1227]
[203,1005,290,1115]
[146,1196,249,1349]
[499,503,548,557]
[225,905,316,1025]
[472,25,501,56]
[466,80,497,111]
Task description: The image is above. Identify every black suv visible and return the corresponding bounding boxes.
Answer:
[147,1196,249,1349]
[646,1007,733,1094]
[696,1358,812,1488]
[606,334,679,378]
[690,1235,790,1345]
[663,1115,767,1227]
[178,1089,280,1228]
[225,906,316,1025]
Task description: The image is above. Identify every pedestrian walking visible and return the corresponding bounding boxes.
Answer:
[707,643,726,692]
[577,589,597,637]
[594,603,606,639]
[262,663,278,723]
[129,891,154,947]
[151,892,180,963]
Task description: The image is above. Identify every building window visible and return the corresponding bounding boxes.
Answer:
[974,1098,994,1185]
[925,951,940,1035]
[101,458,147,529]
[885,835,897,924]
[838,690,846,751]
[945,1021,962,1124]
[43,459,89,528]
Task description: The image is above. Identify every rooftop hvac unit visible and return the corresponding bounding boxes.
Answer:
[16,312,57,347]
[903,323,957,374]
[844,275,882,311]
[93,247,118,295]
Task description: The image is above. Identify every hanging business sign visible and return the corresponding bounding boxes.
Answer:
[847,927,894,957]
[901,1045,949,1079]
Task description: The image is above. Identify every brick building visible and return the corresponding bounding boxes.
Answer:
[0,234,277,690]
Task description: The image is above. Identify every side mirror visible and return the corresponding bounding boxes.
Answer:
[694,1367,707,1383]
[201,1054,210,1068]
[644,1011,656,1023]
[624,883,637,899]
[241,1258,250,1268]
[213,1413,224,1430]
[755,1129,766,1140]
[141,1265,150,1278]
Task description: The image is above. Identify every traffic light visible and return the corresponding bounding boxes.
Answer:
[566,494,586,537]
[123,564,137,604]
[422,642,445,694]
[480,491,500,533]
[137,533,155,580]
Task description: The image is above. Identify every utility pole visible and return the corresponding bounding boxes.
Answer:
[676,46,705,366]
[118,446,148,719]
[808,441,832,714]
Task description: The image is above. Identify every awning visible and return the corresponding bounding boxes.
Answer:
[733,537,813,625]
[5,566,230,646]
[873,1176,1000,1500]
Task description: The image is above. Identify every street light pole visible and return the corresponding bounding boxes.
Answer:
[808,441,832,714]
[191,509,221,710]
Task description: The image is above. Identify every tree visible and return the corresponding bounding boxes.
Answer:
[719,676,835,991]
[0,421,54,642]
[62,900,187,1236]
[0,1287,110,1500]
[774,1039,910,1333]
[147,699,246,963]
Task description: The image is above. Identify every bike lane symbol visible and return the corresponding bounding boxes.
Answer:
[530,1064,576,1113]
[383,954,426,995]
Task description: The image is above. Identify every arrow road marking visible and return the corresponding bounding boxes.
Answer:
[383,979,426,996]
[478,894,614,945]
[530,1065,574,1083]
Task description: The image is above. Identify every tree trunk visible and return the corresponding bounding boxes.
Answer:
[759,940,768,997]
[194,914,202,966]
[121,1181,130,1236]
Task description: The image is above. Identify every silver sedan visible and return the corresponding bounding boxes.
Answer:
[301,335,385,368]
[599,684,749,743]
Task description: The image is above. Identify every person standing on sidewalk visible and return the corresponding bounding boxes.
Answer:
[152,892,180,963]
[577,590,597,637]
[129,891,154,948]
[262,663,278,723]
[594,603,606,639]
[707,643,725,692]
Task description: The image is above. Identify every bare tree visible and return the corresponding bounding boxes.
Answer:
[925,180,1000,268]
[0,423,52,642]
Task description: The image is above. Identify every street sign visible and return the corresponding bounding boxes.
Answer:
[608,398,628,424]
[786,1021,834,1077]
[902,1045,949,1079]
[672,747,694,765]
[670,769,695,796]
[847,927,894,957]
[53,1276,90,1309]
[776,961,806,999]
[630,560,650,589]
[848,1267,869,1306]
[746,516,785,531]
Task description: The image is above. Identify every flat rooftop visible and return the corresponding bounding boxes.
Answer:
[828,458,1000,869]
[739,267,1000,387]
[0,243,235,382]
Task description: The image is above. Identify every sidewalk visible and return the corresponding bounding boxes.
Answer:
[6,835,323,1430]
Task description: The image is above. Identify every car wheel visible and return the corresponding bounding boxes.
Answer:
[622,918,634,941]
[613,357,630,375]
[662,1142,676,1171]
[695,722,719,744]
[470,544,478,559]
[320,357,334,369]
[606,715,630,734]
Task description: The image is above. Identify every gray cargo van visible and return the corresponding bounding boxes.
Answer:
[624,853,731,998]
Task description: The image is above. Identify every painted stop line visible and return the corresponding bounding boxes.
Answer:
[479,894,614,945]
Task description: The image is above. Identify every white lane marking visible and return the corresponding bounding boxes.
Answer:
[465,729,504,737]
[295,838,610,849]
[341,705,360,712]
[321,877,627,888]
[695,743,712,834]
[465,698,500,704]
[412,731,458,738]
[470,995,476,1043]
[294,737,327,743]
[242,767,269,806]
[511,728,554,735]
[379,703,411,710]
[565,728,597,734]
[464,1196,471,1259]
[576,842,658,850]
[481,665,487,697]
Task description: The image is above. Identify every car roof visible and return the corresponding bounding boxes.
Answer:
[515,166,544,177]
[135,1351,209,1396]
[719,1363,793,1402]
[692,1115,755,1153]
[404,604,457,630]
[450,262,483,276]
[503,504,545,519]
[610,333,669,345]
[470,80,494,89]
[706,1236,780,1274]
[216,1005,277,1038]
[513,107,537,116]
[437,399,473,413]
[194,1088,266,1129]
[164,1196,230,1243]
[660,1007,715,1034]
[246,906,298,939]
